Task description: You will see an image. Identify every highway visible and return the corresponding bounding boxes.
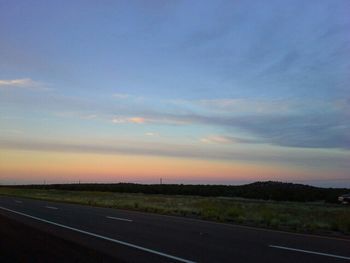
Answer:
[0,196,349,263]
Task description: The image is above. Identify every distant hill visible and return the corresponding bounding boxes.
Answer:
[5,181,350,203]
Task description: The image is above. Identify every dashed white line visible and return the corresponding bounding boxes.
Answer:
[269,245,350,260]
[14,200,23,204]
[0,206,196,263]
[106,216,133,222]
[45,206,59,210]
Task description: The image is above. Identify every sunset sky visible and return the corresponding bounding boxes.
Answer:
[0,0,349,187]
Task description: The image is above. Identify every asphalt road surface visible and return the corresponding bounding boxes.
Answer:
[0,196,349,263]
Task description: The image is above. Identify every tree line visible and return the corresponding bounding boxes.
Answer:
[6,181,350,203]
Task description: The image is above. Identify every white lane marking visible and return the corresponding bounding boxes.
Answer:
[14,200,23,204]
[0,206,196,263]
[4,196,350,243]
[46,206,58,210]
[269,245,350,260]
[106,216,133,222]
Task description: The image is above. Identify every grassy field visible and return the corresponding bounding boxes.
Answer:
[0,187,349,237]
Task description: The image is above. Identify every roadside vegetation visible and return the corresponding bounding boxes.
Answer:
[0,185,349,237]
[7,181,350,203]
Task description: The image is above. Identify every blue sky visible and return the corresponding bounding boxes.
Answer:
[0,0,349,186]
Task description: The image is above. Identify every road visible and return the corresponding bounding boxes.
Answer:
[0,196,349,263]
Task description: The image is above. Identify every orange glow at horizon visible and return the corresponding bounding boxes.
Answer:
[0,149,334,184]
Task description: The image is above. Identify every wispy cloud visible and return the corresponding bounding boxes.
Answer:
[82,114,98,120]
[81,96,350,149]
[193,110,350,149]
[128,117,146,124]
[107,98,350,149]
[197,98,298,114]
[0,78,50,90]
[200,135,260,144]
[1,138,349,169]
[145,132,158,136]
[112,93,130,99]
[111,115,191,125]
[112,116,147,124]
[2,84,349,150]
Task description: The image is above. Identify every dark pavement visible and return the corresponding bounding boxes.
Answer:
[0,196,349,263]
[0,213,120,263]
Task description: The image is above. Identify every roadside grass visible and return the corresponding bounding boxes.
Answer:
[0,187,349,236]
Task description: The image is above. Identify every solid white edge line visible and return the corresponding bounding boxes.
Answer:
[269,245,350,260]
[4,196,350,243]
[0,206,196,263]
[46,206,58,210]
[106,216,133,222]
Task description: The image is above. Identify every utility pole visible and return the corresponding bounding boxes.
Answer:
[160,178,163,185]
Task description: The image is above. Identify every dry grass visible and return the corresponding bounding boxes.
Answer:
[0,187,349,236]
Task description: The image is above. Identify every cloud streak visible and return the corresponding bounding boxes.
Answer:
[112,99,350,149]
[112,93,130,99]
[1,138,349,169]
[0,78,50,90]
[112,116,147,124]
[111,115,191,125]
[103,97,350,150]
[200,135,260,144]
[1,81,349,150]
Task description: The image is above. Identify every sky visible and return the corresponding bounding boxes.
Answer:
[0,0,349,187]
